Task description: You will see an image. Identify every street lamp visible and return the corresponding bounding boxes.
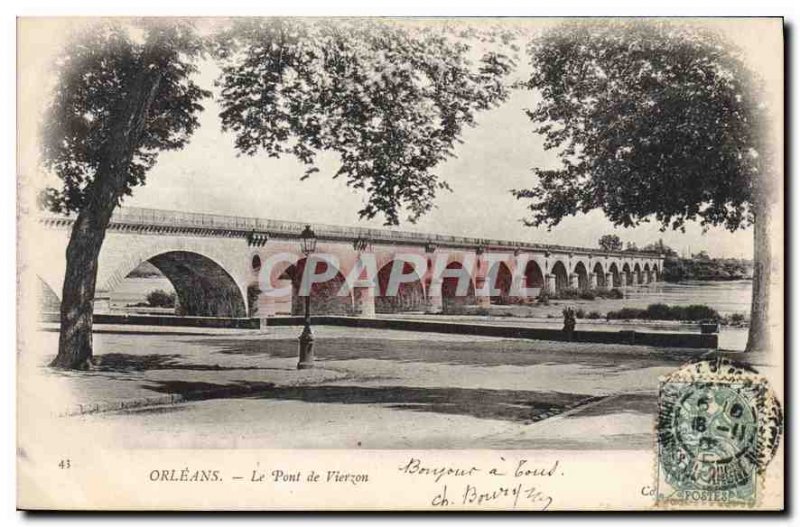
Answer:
[297,225,317,370]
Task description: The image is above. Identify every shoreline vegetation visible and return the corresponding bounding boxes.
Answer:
[450,303,748,327]
[662,255,753,282]
[601,238,753,282]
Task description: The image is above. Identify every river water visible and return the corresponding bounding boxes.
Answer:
[108,277,753,351]
[620,280,752,316]
[111,277,752,317]
[109,277,175,309]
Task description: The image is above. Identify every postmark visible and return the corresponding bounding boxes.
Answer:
[656,358,782,507]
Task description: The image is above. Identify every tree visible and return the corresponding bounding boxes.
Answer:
[513,21,775,352]
[42,21,209,369]
[642,239,678,257]
[213,19,515,225]
[598,234,623,251]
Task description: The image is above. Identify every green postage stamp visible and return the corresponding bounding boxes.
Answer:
[656,358,783,508]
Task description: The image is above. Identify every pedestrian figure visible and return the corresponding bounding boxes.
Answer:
[563,307,576,341]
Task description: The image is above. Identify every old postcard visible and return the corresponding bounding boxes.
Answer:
[16,17,784,511]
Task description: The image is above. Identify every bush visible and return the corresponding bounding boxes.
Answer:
[606,303,720,322]
[537,292,550,305]
[684,304,720,322]
[725,313,748,326]
[645,303,674,320]
[146,289,176,308]
[554,287,580,300]
[593,288,624,299]
[549,287,623,300]
[586,311,602,319]
[606,307,647,320]
[575,308,586,319]
[606,288,625,299]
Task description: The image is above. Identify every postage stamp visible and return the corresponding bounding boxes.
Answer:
[656,358,783,508]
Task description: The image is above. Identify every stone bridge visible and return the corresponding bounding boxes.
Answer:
[36,207,664,318]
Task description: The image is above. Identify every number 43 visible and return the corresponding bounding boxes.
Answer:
[58,459,70,469]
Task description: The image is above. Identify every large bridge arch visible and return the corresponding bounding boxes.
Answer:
[376,257,426,313]
[149,251,248,317]
[98,239,250,317]
[441,260,476,311]
[281,256,353,316]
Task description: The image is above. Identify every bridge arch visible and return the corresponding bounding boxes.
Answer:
[622,262,633,286]
[147,251,248,317]
[608,262,621,287]
[376,258,426,313]
[480,260,513,304]
[99,241,250,317]
[591,261,606,289]
[440,260,476,312]
[523,259,545,294]
[633,262,643,285]
[37,275,61,312]
[573,261,589,291]
[550,260,569,293]
[280,256,353,315]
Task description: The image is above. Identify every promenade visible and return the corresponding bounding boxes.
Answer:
[25,325,728,450]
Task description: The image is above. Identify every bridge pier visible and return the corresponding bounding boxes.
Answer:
[474,276,491,308]
[604,273,613,289]
[352,282,376,318]
[425,280,444,314]
[588,274,597,290]
[569,273,579,290]
[545,274,556,295]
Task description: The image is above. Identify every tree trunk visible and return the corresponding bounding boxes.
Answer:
[49,64,163,370]
[50,204,115,369]
[745,187,772,353]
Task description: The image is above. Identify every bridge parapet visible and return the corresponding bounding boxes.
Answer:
[39,206,664,261]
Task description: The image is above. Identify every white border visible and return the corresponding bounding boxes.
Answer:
[4,2,796,524]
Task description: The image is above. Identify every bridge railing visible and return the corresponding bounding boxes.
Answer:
[44,207,665,259]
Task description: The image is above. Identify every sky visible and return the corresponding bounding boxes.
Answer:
[21,18,783,260]
[125,59,754,259]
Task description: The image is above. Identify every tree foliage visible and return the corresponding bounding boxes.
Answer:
[513,20,765,232]
[213,19,516,225]
[598,233,623,251]
[40,20,209,214]
[641,239,677,256]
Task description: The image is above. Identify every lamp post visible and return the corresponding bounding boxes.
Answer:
[297,225,317,369]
